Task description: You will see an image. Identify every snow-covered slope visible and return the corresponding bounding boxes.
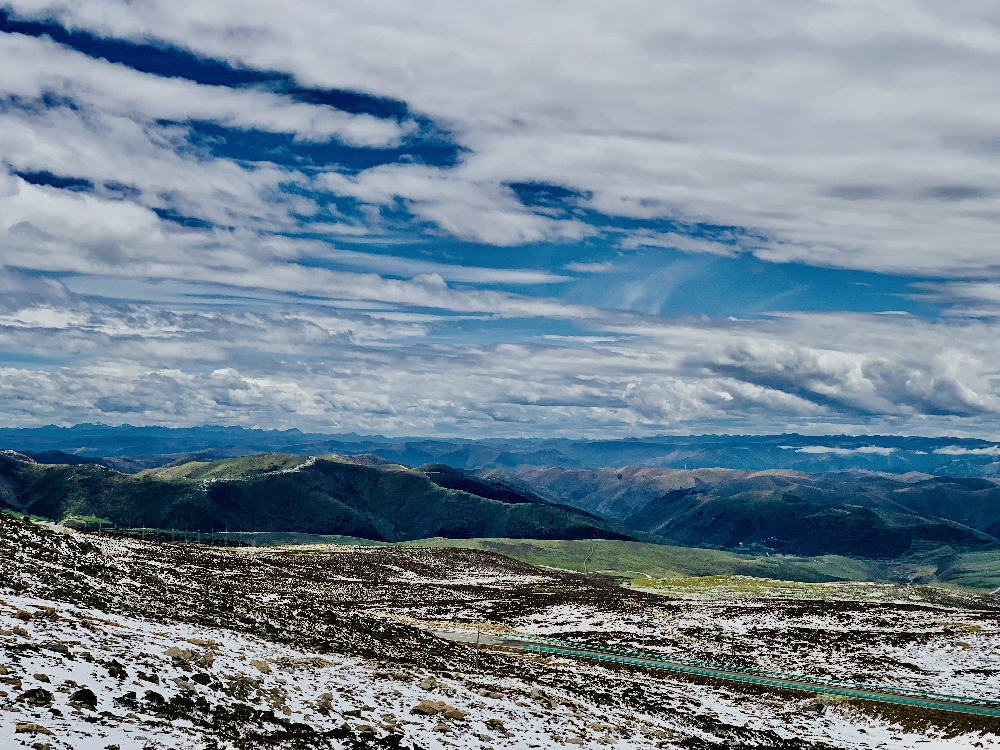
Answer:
[2,514,999,749]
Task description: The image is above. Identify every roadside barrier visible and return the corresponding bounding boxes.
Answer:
[501,633,1000,717]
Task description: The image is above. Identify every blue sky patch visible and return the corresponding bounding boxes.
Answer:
[14,170,93,191]
[180,120,460,171]
[151,207,213,229]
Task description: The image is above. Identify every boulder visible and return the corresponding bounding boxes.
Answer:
[69,687,98,710]
[15,723,54,736]
[249,659,271,674]
[411,699,459,715]
[17,688,53,707]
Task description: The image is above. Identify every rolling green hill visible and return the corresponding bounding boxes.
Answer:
[0,452,637,542]
[517,466,1000,558]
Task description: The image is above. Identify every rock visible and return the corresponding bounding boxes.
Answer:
[69,688,98,710]
[186,638,218,648]
[165,647,197,668]
[250,659,271,674]
[13,626,29,637]
[566,737,585,745]
[411,699,451,715]
[170,677,197,691]
[0,665,8,675]
[433,721,451,733]
[17,688,54,707]
[419,677,437,690]
[356,724,377,734]
[315,693,333,715]
[530,687,545,699]
[197,652,214,668]
[33,673,50,683]
[15,723,54,735]
[485,718,506,730]
[344,708,363,717]
[15,610,32,621]
[104,660,127,680]
[442,708,466,720]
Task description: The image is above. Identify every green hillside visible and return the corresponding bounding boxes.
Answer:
[139,453,311,480]
[517,466,1000,558]
[0,452,636,542]
[402,538,1000,590]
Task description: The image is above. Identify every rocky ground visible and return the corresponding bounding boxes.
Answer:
[2,514,1000,750]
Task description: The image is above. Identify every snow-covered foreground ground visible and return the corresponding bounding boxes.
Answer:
[2,514,1000,749]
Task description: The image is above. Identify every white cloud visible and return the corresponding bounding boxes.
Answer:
[4,1,999,269]
[0,31,410,147]
[564,262,614,273]
[0,278,997,435]
[790,445,897,456]
[3,3,1000,434]
[933,445,1000,456]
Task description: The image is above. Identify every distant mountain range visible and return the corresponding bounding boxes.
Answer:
[3,444,1000,559]
[514,466,1000,558]
[2,424,1000,475]
[5,425,1000,561]
[0,451,635,543]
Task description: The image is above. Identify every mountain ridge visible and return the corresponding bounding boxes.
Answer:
[5,425,1000,475]
[0,452,637,543]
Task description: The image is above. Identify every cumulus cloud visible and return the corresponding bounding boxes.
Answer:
[0,272,996,435]
[1,1,998,269]
[783,446,897,456]
[2,3,1000,435]
[0,31,410,146]
[933,445,1000,456]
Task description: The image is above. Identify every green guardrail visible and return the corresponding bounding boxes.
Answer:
[505,634,1000,711]
[520,644,1000,717]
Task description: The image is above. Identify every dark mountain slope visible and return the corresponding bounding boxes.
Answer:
[0,453,636,542]
[625,488,996,558]
[519,466,1000,558]
[422,463,548,504]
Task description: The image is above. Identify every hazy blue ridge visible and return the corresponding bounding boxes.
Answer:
[3,424,1000,475]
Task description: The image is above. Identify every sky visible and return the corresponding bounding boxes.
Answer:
[2,1,1000,438]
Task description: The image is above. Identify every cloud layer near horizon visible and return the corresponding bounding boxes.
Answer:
[2,1,1000,436]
